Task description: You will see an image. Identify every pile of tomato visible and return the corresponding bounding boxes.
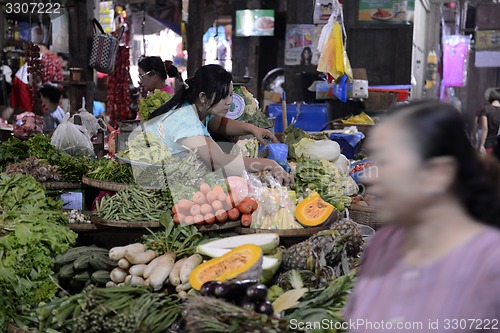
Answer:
[349,161,373,175]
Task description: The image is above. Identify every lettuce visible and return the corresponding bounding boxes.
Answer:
[0,174,77,331]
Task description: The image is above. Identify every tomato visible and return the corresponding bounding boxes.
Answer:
[212,200,223,211]
[206,191,218,204]
[237,199,253,214]
[199,183,211,195]
[204,213,216,225]
[215,210,228,223]
[192,192,206,205]
[200,204,213,215]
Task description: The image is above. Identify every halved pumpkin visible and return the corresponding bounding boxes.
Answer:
[295,191,334,227]
[189,244,263,290]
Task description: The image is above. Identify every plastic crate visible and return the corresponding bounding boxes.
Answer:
[268,103,328,133]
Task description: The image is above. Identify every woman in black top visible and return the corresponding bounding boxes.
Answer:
[479,87,500,153]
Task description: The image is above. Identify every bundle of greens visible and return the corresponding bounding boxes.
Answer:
[24,285,181,333]
[87,158,135,184]
[283,274,356,333]
[0,174,77,331]
[293,159,354,211]
[0,134,90,182]
[141,213,207,259]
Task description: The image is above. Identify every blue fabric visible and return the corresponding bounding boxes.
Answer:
[93,101,105,117]
[330,132,365,148]
[146,103,212,155]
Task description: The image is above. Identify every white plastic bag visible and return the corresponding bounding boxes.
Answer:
[51,121,95,157]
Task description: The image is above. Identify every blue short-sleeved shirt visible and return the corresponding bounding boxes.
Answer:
[146,103,213,155]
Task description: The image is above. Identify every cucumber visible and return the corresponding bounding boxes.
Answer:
[54,246,108,266]
[90,254,118,271]
[91,270,111,285]
[73,270,91,282]
[58,262,75,280]
[73,254,92,270]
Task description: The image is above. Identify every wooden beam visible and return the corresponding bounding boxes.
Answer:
[67,0,94,114]
[187,0,205,77]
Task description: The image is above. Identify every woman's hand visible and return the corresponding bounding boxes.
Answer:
[270,162,294,186]
[251,126,280,145]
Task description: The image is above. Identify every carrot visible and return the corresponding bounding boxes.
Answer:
[204,213,216,225]
[247,198,258,211]
[241,214,252,227]
[190,204,201,216]
[193,214,205,225]
[237,199,253,214]
[200,203,213,215]
[215,210,228,223]
[199,183,211,195]
[206,191,218,204]
[228,208,240,221]
[212,185,224,195]
[192,191,206,205]
[211,200,223,211]
[184,216,194,225]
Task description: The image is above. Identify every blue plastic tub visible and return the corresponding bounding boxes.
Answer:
[268,103,328,133]
[330,133,364,159]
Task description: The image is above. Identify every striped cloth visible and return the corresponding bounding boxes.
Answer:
[345,225,500,332]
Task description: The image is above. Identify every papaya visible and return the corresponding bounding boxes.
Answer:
[295,191,334,227]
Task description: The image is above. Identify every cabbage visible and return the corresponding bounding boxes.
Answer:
[341,176,359,196]
[293,138,341,161]
[334,154,350,176]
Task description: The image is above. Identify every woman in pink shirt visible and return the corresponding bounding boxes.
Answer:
[345,101,500,332]
[138,56,178,95]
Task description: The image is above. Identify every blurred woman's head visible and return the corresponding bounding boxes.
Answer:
[138,56,179,92]
[149,64,233,119]
[40,84,62,106]
[364,101,500,227]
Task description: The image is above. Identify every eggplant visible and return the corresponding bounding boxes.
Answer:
[239,297,257,312]
[246,284,268,301]
[256,300,274,315]
[200,280,222,297]
[214,280,258,301]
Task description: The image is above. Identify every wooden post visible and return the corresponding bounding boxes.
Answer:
[187,0,205,77]
[67,0,94,115]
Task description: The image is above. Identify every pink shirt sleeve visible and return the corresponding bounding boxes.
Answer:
[161,85,175,94]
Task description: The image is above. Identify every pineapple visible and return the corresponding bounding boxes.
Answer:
[282,230,341,271]
[331,218,364,257]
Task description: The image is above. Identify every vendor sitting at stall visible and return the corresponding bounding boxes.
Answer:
[147,64,293,185]
[138,56,177,95]
[40,83,65,135]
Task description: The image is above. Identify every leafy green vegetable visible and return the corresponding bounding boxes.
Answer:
[87,158,135,184]
[0,173,77,331]
[293,159,353,210]
[141,212,208,259]
[283,274,356,333]
[0,134,90,182]
[138,89,172,121]
[284,125,307,161]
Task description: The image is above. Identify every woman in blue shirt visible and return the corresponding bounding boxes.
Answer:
[147,64,293,184]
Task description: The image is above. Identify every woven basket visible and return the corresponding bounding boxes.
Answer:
[42,181,83,190]
[348,204,383,230]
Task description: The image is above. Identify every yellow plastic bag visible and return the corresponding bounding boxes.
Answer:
[317,21,352,80]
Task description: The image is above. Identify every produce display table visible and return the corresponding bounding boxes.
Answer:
[41,181,83,190]
[91,215,163,228]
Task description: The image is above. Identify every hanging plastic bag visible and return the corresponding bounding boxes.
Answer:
[51,113,96,157]
[333,74,349,102]
[317,10,352,81]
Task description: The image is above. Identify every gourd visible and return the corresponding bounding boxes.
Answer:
[295,191,334,227]
[189,244,263,290]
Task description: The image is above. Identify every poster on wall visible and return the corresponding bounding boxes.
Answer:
[358,0,415,24]
[235,10,275,37]
[285,25,323,66]
[314,0,342,24]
